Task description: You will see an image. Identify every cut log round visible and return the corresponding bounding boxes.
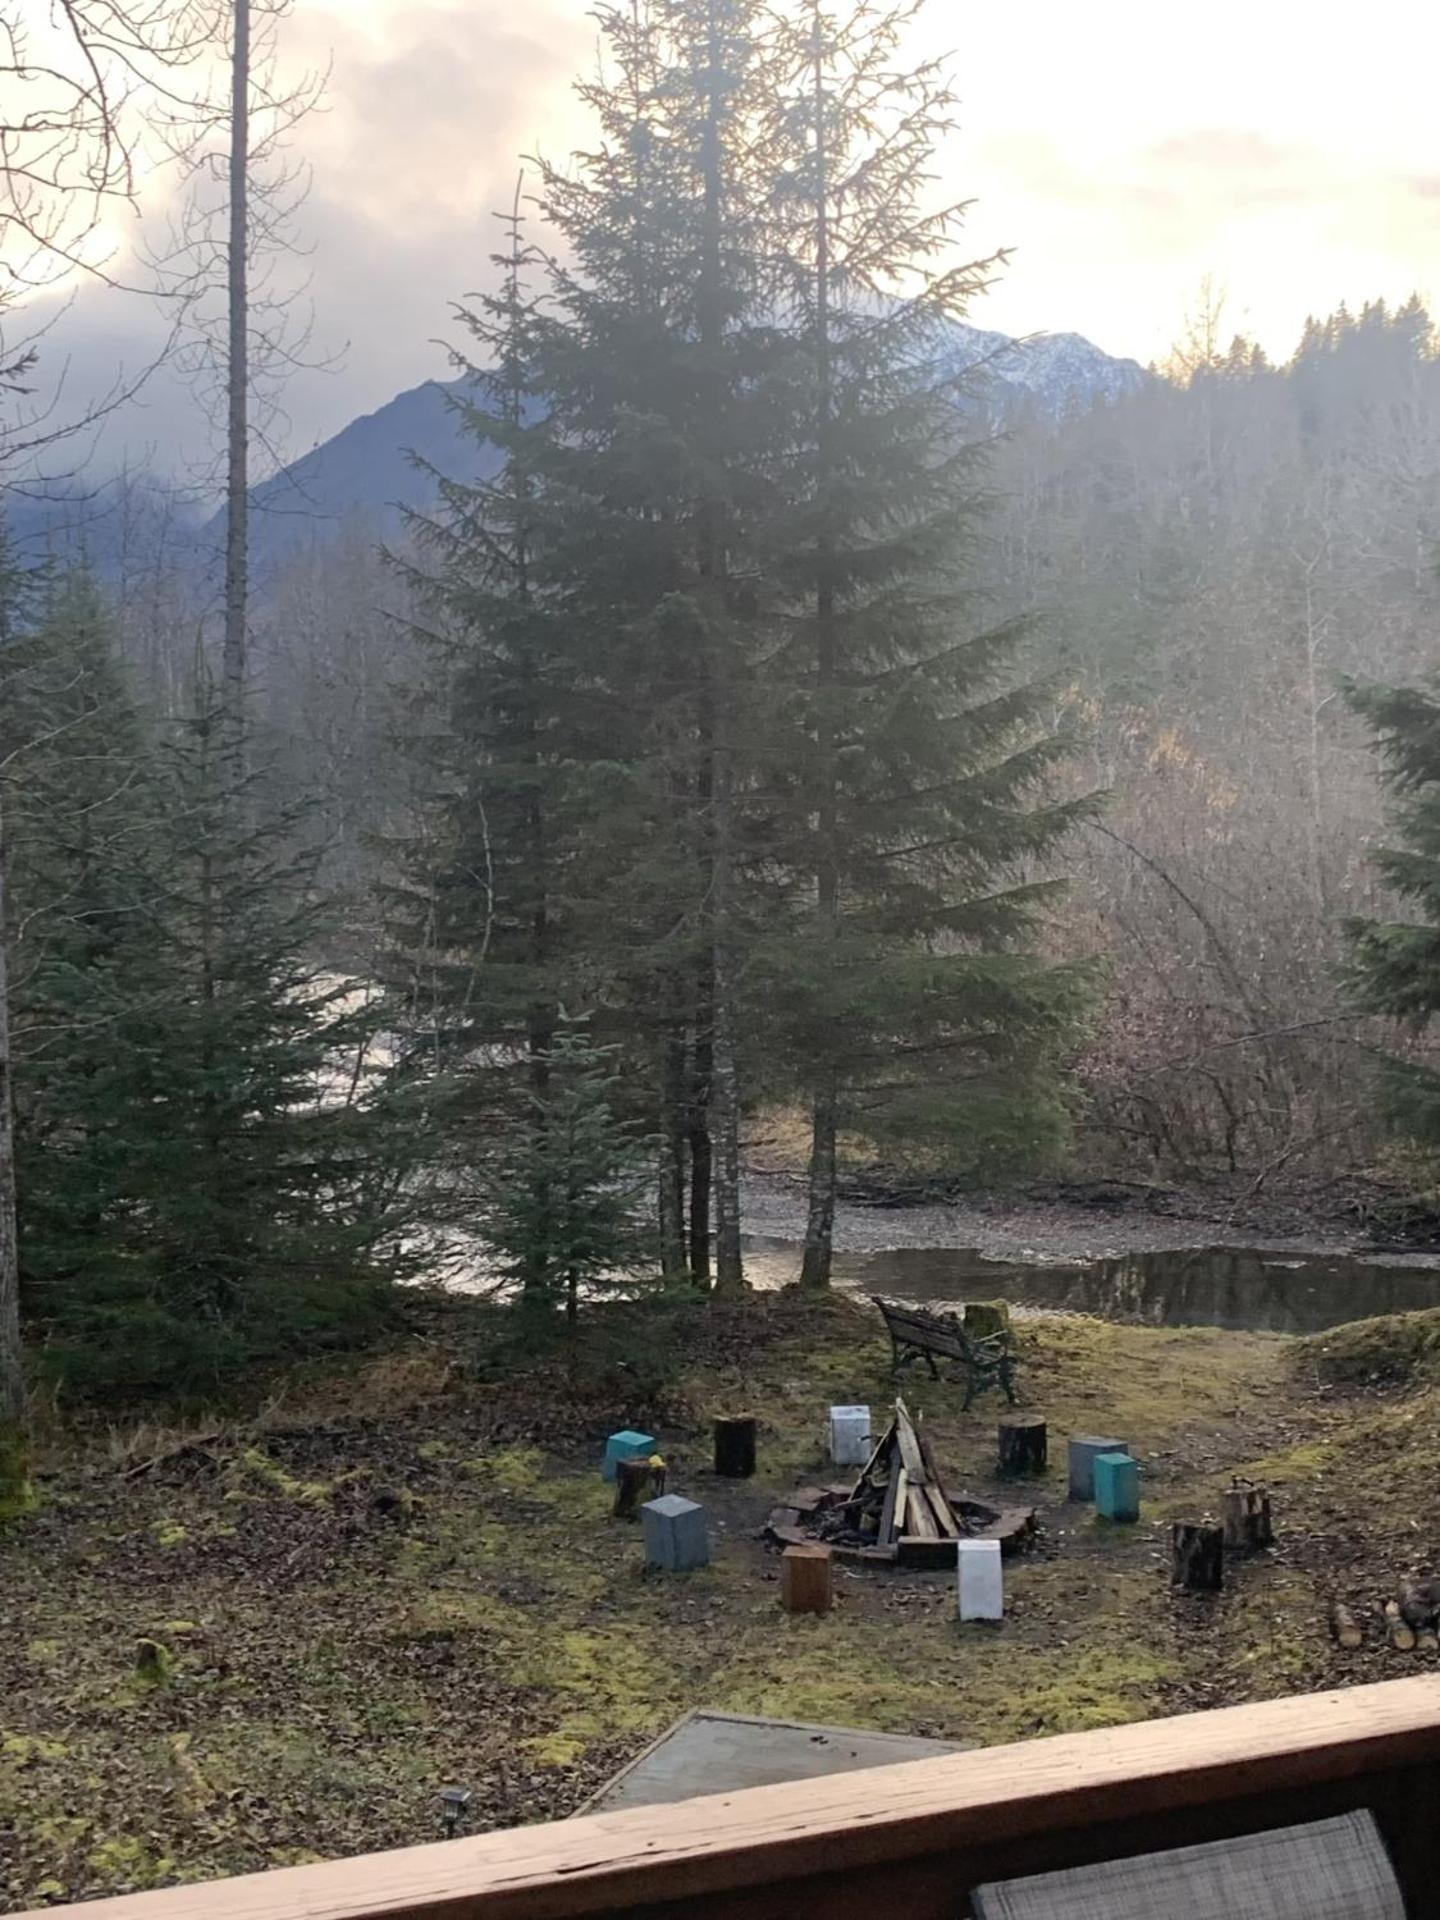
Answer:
[1385,1600,1417,1652]
[1170,1521,1224,1592]
[613,1456,665,1521]
[713,1415,757,1479]
[1222,1481,1274,1552]
[781,1543,833,1615]
[997,1416,1047,1478]
[1329,1601,1363,1650]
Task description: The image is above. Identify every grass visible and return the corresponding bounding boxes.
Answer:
[1,1288,1436,1906]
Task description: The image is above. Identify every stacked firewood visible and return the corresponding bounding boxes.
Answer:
[1330,1577,1440,1652]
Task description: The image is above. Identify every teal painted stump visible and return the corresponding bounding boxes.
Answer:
[1094,1450,1140,1523]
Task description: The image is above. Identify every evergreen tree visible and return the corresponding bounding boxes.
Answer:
[1342,671,1440,1146]
[478,1020,654,1327]
[0,519,36,1509]
[760,0,1096,1285]
[400,0,788,1296]
[13,636,404,1395]
[4,572,158,1335]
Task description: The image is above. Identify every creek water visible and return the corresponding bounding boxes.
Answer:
[740,1235,1440,1335]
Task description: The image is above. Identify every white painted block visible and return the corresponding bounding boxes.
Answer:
[828,1404,872,1467]
[957,1538,1003,1621]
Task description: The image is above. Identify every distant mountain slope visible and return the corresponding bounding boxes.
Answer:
[220,321,1146,565]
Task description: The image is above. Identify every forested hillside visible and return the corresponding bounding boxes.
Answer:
[53,297,1440,1189]
[986,299,1440,1176]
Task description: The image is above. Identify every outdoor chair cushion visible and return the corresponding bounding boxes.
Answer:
[970,1809,1404,1919]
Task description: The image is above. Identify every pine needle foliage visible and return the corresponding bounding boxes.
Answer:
[8,600,405,1398]
[1342,671,1440,1145]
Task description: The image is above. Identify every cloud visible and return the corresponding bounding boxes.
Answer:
[7,0,592,485]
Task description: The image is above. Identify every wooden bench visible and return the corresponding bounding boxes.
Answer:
[872,1296,1017,1409]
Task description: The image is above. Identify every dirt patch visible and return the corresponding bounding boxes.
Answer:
[2,1291,1437,1907]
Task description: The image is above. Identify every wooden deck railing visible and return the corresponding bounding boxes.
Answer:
[23,1677,1440,1920]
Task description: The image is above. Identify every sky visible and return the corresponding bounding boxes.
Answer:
[18,0,1440,485]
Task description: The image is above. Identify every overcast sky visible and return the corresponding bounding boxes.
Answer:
[23,0,1440,486]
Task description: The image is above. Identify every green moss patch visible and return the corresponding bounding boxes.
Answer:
[5,1289,1437,1909]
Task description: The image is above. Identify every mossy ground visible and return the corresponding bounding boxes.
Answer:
[2,1289,1437,1907]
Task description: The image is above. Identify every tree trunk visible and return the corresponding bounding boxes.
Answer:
[0,797,30,1516]
[658,1023,688,1282]
[687,974,712,1286]
[799,8,839,1293]
[222,0,250,747]
[799,1081,837,1289]
[998,1416,1047,1478]
[1221,1481,1273,1553]
[613,1455,665,1520]
[697,0,743,1299]
[1170,1521,1224,1592]
[710,811,744,1295]
[713,1415,757,1479]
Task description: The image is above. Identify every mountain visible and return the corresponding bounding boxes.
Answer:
[228,321,1145,567]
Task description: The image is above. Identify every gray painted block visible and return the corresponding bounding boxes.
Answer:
[642,1494,709,1571]
[1068,1434,1125,1501]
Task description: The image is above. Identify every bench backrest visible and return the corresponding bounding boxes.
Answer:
[873,1298,971,1359]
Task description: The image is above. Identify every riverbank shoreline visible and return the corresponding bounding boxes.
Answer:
[741,1170,1440,1267]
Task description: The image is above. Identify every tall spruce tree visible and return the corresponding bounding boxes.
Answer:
[12,632,402,1395]
[759,0,1095,1286]
[1341,671,1440,1146]
[402,0,787,1296]
[4,572,158,1343]
[0,521,35,1508]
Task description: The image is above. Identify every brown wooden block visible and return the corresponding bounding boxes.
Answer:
[781,1543,833,1615]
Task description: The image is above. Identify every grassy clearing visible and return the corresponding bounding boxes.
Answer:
[1,1290,1436,1907]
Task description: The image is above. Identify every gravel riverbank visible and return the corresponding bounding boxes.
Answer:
[741,1172,1440,1267]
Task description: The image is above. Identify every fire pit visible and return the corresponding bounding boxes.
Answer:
[765,1399,1036,1570]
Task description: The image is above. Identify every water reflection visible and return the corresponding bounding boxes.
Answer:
[740,1235,1440,1335]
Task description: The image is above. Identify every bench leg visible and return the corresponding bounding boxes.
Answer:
[1001,1361,1017,1406]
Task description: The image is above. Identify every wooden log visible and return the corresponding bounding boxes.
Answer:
[906,1488,939,1540]
[891,1467,910,1544]
[1170,1521,1224,1592]
[897,1535,958,1570]
[876,1467,899,1544]
[1385,1600,1417,1652]
[925,1484,959,1538]
[895,1408,925,1480]
[713,1416,757,1479]
[1329,1601,1363,1650]
[614,1456,665,1520]
[1221,1480,1273,1552]
[1398,1577,1440,1629]
[997,1416,1047,1478]
[1417,1627,1438,1654]
[781,1543,833,1615]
